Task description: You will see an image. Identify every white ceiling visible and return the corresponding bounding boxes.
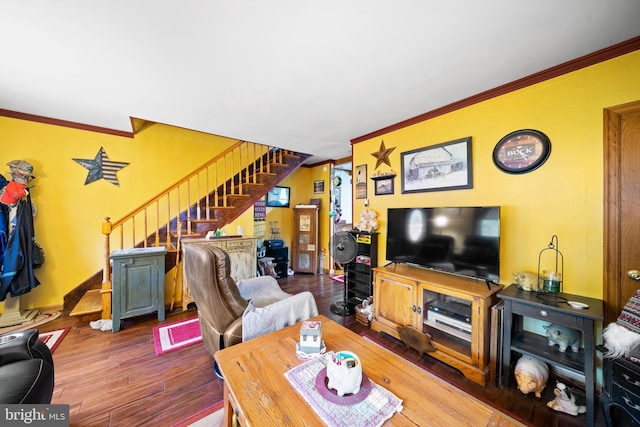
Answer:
[2,1,639,164]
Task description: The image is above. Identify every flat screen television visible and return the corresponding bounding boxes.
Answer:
[265,186,290,207]
[386,206,500,281]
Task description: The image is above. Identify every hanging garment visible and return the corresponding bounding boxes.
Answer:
[0,174,9,261]
[0,198,40,301]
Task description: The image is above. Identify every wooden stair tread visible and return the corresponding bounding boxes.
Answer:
[205,206,236,211]
[69,289,102,317]
[189,218,221,223]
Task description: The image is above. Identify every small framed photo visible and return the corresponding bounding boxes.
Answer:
[355,164,367,199]
[313,180,325,194]
[401,136,472,193]
[373,176,394,195]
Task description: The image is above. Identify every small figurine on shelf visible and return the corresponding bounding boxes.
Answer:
[544,323,581,353]
[514,355,548,398]
[547,382,586,416]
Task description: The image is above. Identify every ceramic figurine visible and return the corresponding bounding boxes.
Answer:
[547,382,587,416]
[513,271,540,292]
[326,351,362,396]
[514,355,549,398]
[397,326,436,356]
[544,323,581,352]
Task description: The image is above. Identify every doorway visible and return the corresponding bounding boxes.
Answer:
[603,100,640,324]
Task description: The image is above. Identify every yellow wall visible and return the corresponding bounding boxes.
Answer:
[352,50,640,298]
[0,120,237,310]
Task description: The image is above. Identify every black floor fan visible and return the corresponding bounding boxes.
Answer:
[330,231,358,316]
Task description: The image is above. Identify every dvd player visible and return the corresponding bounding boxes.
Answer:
[428,303,470,324]
[426,310,472,342]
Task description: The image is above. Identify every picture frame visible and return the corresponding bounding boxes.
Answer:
[401,136,472,194]
[355,164,367,199]
[265,186,290,207]
[373,175,395,195]
[313,180,324,194]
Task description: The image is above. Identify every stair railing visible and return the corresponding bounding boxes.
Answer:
[99,140,289,318]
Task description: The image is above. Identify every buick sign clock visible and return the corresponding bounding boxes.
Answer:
[493,129,551,174]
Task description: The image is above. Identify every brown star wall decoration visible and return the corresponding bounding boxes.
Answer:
[371,140,396,169]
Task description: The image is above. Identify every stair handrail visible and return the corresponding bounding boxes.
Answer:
[98,140,298,319]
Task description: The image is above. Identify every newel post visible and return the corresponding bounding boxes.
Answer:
[101,217,112,320]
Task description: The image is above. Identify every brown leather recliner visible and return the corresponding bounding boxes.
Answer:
[184,242,319,370]
[184,243,247,358]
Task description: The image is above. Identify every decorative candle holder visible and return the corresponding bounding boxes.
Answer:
[536,235,567,303]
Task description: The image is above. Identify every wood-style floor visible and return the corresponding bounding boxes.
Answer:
[40,273,605,426]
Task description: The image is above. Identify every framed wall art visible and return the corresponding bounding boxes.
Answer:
[372,175,395,195]
[355,164,367,199]
[313,180,325,194]
[401,136,473,194]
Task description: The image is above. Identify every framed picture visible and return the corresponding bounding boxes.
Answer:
[265,186,290,207]
[313,180,324,194]
[355,164,367,199]
[401,136,472,194]
[373,176,394,195]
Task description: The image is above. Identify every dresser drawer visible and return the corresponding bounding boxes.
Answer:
[613,359,640,395]
[611,381,640,421]
[511,301,580,328]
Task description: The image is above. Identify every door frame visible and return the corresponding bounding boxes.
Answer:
[603,100,640,324]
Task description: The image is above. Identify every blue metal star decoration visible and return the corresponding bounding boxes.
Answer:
[73,147,129,186]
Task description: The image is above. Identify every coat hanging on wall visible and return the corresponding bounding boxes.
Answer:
[73,147,129,186]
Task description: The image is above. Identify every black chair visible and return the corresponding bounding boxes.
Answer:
[0,329,54,404]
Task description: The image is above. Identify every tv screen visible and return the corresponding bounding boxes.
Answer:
[266,186,290,207]
[386,206,500,281]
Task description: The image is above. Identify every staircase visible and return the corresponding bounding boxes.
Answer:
[67,141,311,322]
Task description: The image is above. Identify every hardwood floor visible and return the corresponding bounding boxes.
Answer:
[40,273,605,426]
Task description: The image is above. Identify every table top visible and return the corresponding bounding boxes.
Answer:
[215,315,525,426]
[498,284,604,320]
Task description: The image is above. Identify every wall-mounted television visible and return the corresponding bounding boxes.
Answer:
[266,186,290,208]
[386,206,500,281]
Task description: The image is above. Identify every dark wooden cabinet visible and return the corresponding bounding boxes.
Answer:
[599,346,640,426]
[346,230,378,305]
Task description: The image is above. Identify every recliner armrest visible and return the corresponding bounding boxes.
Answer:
[0,329,40,365]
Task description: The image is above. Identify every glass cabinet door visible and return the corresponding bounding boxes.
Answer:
[422,288,473,358]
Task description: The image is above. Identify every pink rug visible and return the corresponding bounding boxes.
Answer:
[38,327,70,353]
[153,317,202,355]
[330,274,344,283]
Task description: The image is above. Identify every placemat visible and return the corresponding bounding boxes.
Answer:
[284,351,403,426]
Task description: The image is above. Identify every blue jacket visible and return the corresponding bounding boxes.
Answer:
[0,196,40,301]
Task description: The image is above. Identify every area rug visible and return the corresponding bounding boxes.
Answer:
[329,274,344,283]
[171,400,223,427]
[0,310,61,334]
[38,327,70,353]
[153,316,202,356]
[360,331,534,427]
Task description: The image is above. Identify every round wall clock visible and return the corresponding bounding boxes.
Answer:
[333,176,342,187]
[493,129,551,174]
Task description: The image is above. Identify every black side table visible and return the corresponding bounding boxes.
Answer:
[498,285,603,427]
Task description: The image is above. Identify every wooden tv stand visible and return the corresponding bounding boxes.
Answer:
[371,263,502,386]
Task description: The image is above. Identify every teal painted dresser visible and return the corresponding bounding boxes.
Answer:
[110,246,167,332]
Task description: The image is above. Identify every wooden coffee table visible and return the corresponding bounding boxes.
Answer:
[215,315,524,426]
